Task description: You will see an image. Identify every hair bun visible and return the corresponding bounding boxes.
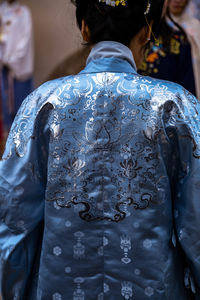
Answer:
[72,0,165,46]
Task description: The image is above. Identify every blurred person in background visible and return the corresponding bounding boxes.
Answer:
[139,0,198,98]
[0,0,34,150]
[139,0,200,100]
[168,0,200,99]
[49,0,199,102]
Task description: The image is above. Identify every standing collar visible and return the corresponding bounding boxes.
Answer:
[80,41,137,74]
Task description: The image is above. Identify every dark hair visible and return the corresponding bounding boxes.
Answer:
[72,0,165,46]
[6,0,17,3]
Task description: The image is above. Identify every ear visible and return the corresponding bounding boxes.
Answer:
[81,19,90,43]
[139,21,153,46]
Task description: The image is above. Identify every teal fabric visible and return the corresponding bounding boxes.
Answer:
[0,42,200,299]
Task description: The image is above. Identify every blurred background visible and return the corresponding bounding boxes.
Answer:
[23,0,199,86]
[0,0,84,155]
[20,0,82,86]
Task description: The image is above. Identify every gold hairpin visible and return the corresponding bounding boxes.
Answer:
[144,0,151,15]
[98,0,127,7]
[144,0,160,46]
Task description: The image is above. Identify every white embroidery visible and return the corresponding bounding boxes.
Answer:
[98,246,104,256]
[65,220,72,228]
[73,277,85,300]
[121,235,132,264]
[53,246,62,256]
[121,281,133,299]
[97,292,104,300]
[178,229,184,241]
[120,145,132,159]
[65,266,71,273]
[134,269,141,276]
[52,293,62,300]
[122,200,131,217]
[104,283,110,293]
[144,287,154,297]
[73,232,85,259]
[143,239,152,249]
[103,236,109,246]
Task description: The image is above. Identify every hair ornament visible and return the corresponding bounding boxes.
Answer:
[144,0,159,46]
[144,0,151,15]
[98,0,127,7]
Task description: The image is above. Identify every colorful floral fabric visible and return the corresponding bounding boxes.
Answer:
[138,31,196,96]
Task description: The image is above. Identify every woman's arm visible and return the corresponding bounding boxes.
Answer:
[165,89,200,296]
[0,87,52,299]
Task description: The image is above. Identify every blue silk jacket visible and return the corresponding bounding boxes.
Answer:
[0,41,200,300]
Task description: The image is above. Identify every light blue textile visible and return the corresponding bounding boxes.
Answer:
[86,41,137,70]
[0,41,200,299]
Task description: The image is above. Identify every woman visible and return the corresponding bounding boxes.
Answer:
[168,0,200,99]
[138,4,197,97]
[0,0,34,141]
[0,0,200,299]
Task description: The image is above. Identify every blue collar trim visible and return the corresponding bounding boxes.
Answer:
[80,41,137,74]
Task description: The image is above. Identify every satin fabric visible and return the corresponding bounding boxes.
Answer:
[0,41,200,299]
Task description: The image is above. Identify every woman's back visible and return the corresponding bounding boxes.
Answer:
[1,41,200,299]
[0,0,200,299]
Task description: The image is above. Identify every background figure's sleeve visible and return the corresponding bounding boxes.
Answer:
[0,90,52,299]
[165,89,200,296]
[3,5,34,80]
[176,40,196,97]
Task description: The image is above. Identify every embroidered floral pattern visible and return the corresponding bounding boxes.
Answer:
[1,59,200,299]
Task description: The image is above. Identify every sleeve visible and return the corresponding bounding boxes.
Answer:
[0,88,52,299]
[3,5,34,80]
[165,89,200,296]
